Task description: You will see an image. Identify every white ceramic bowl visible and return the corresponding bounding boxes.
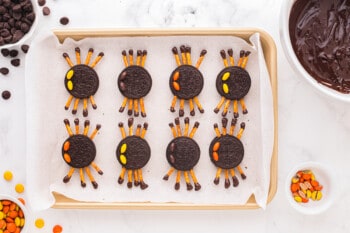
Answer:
[285,162,336,215]
[0,0,39,49]
[0,194,29,233]
[279,0,350,102]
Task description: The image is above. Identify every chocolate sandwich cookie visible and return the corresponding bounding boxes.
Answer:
[118,50,152,117]
[116,118,150,189]
[118,66,152,100]
[216,66,251,100]
[116,135,151,170]
[64,64,99,99]
[166,136,200,171]
[169,45,207,116]
[63,48,104,117]
[169,65,204,100]
[209,118,247,188]
[163,117,201,191]
[214,49,251,118]
[62,119,103,189]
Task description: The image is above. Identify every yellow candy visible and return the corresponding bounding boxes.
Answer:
[316,191,322,200]
[20,218,25,227]
[306,190,312,198]
[35,218,45,228]
[66,69,74,79]
[120,155,127,165]
[0,211,4,219]
[311,191,317,200]
[3,170,13,181]
[15,217,20,227]
[222,72,230,81]
[294,196,302,203]
[120,143,127,154]
[291,177,299,183]
[15,183,25,193]
[223,83,229,94]
[67,80,73,90]
[0,202,3,210]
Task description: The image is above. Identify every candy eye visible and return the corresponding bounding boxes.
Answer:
[66,69,74,80]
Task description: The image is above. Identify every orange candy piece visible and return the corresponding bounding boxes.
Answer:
[53,225,63,233]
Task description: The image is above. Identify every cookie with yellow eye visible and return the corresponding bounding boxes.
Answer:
[214,49,251,118]
[116,118,151,190]
[63,47,104,117]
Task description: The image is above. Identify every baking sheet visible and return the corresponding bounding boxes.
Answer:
[25,29,277,211]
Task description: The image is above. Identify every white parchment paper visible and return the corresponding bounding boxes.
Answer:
[25,32,274,211]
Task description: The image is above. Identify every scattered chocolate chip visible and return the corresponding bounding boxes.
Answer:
[9,49,18,57]
[38,0,46,7]
[0,67,9,75]
[10,59,20,67]
[2,90,11,100]
[60,17,69,25]
[21,44,29,53]
[1,49,10,57]
[42,6,50,16]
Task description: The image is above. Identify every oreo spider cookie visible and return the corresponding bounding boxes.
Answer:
[209,118,247,188]
[118,65,152,99]
[216,66,251,100]
[63,48,104,117]
[62,119,103,189]
[62,134,97,168]
[65,64,99,99]
[209,135,244,169]
[214,49,252,118]
[116,118,150,189]
[163,118,201,191]
[166,137,200,171]
[118,49,152,117]
[116,135,151,170]
[169,65,204,100]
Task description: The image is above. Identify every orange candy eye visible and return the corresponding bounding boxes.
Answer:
[63,141,70,151]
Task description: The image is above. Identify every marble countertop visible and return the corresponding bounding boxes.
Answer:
[0,0,349,232]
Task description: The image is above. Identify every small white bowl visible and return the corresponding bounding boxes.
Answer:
[285,162,336,215]
[0,0,39,49]
[0,194,29,233]
[279,0,350,102]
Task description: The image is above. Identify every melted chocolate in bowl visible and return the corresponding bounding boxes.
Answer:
[289,0,350,93]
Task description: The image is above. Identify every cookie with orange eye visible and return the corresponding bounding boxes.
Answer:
[169,45,207,117]
[209,118,247,188]
[63,48,104,117]
[62,119,103,189]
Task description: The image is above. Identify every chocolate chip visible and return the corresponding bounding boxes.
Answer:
[2,90,11,100]
[42,6,50,16]
[0,67,9,75]
[60,17,69,25]
[9,49,18,57]
[21,44,29,53]
[10,59,20,67]
[38,0,46,6]
[1,49,10,57]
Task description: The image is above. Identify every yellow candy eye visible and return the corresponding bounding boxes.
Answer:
[222,72,230,81]
[67,80,73,90]
[120,143,127,153]
[120,154,127,165]
[223,83,229,94]
[66,69,74,79]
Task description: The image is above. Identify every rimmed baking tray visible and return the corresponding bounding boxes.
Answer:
[51,28,278,209]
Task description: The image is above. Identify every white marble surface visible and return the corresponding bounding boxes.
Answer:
[0,0,349,232]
